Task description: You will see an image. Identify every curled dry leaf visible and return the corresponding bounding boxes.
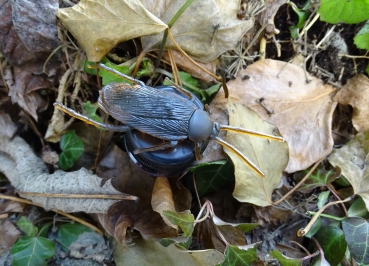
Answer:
[151,177,177,229]
[333,74,369,132]
[141,0,254,63]
[5,66,50,121]
[225,100,288,206]
[197,218,246,252]
[0,115,133,213]
[328,132,369,212]
[0,0,60,74]
[253,205,292,227]
[96,145,192,245]
[0,220,21,254]
[213,59,338,173]
[57,0,167,62]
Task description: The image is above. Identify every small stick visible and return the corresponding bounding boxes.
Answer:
[256,98,274,116]
[16,191,138,201]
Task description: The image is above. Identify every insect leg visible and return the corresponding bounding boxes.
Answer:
[219,125,285,142]
[194,143,203,161]
[214,136,265,177]
[133,141,179,154]
[96,63,146,87]
[54,102,130,132]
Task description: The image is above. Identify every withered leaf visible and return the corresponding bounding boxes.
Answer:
[0,0,60,74]
[141,0,254,63]
[213,59,337,173]
[329,132,369,212]
[334,74,369,132]
[225,100,288,206]
[96,146,191,245]
[57,0,167,62]
[6,67,50,121]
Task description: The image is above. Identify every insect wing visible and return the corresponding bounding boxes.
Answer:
[98,83,197,141]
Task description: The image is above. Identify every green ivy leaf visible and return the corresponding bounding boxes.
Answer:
[269,249,302,266]
[83,101,102,123]
[100,62,130,85]
[342,217,369,264]
[315,225,347,266]
[348,198,369,219]
[159,236,191,249]
[59,130,84,170]
[204,83,221,104]
[57,223,93,251]
[217,245,257,266]
[162,210,194,237]
[16,216,38,237]
[334,175,351,187]
[317,191,330,209]
[136,59,155,77]
[235,224,259,233]
[354,21,369,50]
[297,167,340,191]
[319,0,369,24]
[162,71,221,103]
[189,160,234,197]
[37,223,52,238]
[83,59,130,85]
[82,57,109,75]
[287,1,310,39]
[12,236,55,266]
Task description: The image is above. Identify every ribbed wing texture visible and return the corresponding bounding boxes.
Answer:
[98,83,197,140]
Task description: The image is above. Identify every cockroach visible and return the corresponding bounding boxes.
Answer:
[54,64,284,177]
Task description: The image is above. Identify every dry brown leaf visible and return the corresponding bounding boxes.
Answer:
[151,177,177,229]
[197,218,246,252]
[96,146,192,245]
[0,220,21,255]
[213,59,338,173]
[57,0,167,62]
[225,100,288,206]
[142,0,254,63]
[0,201,24,214]
[0,0,60,74]
[254,206,292,227]
[333,74,369,132]
[0,115,133,213]
[328,132,369,211]
[5,66,50,121]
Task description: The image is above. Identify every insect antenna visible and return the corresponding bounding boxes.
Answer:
[219,125,285,142]
[214,136,265,177]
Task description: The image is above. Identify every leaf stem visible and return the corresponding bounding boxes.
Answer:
[272,158,323,205]
[297,196,354,236]
[155,0,196,67]
[306,211,344,221]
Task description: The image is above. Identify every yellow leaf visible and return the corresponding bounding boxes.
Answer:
[141,0,254,63]
[329,132,369,212]
[57,0,167,61]
[225,100,288,206]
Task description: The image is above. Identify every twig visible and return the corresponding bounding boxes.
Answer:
[0,194,104,235]
[16,191,138,201]
[298,196,354,236]
[272,158,323,205]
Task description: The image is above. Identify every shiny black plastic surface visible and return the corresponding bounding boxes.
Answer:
[124,86,208,177]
